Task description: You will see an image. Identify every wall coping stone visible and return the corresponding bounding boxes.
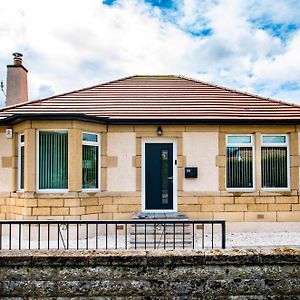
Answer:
[0,248,299,267]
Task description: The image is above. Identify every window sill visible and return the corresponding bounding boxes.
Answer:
[226,188,255,193]
[82,189,101,193]
[36,189,69,193]
[261,188,290,192]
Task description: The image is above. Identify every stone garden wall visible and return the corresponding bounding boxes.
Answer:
[0,248,299,299]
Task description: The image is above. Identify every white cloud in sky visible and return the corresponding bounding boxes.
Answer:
[0,0,299,107]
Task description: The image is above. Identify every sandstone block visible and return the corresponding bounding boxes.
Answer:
[244,212,276,222]
[80,198,99,206]
[201,204,224,212]
[179,204,200,212]
[277,211,300,222]
[248,204,268,212]
[51,207,70,216]
[255,197,275,204]
[268,204,291,211]
[214,197,234,204]
[86,206,103,214]
[70,207,85,215]
[64,198,81,207]
[235,197,255,204]
[38,199,64,207]
[213,212,244,222]
[118,205,139,213]
[32,207,51,216]
[275,196,298,204]
[103,205,118,213]
[225,204,247,212]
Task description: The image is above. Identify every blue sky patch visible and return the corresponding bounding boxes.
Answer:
[144,0,175,9]
[188,28,213,37]
[261,23,298,38]
[103,0,117,6]
[281,81,300,91]
[252,19,299,40]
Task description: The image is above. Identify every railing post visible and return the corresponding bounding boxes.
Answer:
[221,221,226,249]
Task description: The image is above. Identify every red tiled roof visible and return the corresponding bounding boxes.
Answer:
[1,75,300,123]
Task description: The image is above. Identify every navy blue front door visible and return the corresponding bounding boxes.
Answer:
[145,143,173,210]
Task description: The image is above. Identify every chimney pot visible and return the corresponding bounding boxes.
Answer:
[12,52,23,66]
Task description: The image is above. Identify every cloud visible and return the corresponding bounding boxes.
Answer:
[0,0,299,107]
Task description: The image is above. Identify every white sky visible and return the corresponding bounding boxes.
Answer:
[0,0,300,106]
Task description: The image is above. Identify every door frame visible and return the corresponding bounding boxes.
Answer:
[141,138,178,213]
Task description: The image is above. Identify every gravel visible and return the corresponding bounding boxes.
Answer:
[226,231,300,249]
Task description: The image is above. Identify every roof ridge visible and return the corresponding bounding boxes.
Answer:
[178,75,300,108]
[0,75,136,112]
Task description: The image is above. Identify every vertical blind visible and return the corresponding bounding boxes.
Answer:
[82,145,98,189]
[226,147,253,188]
[39,131,68,189]
[261,147,287,188]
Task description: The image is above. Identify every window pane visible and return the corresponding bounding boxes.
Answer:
[82,145,98,189]
[262,147,287,188]
[227,136,251,144]
[20,145,24,189]
[83,133,98,143]
[20,135,25,143]
[226,147,253,188]
[39,131,68,189]
[161,149,169,204]
[262,136,286,144]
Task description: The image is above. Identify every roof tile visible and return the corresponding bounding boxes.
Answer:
[0,75,299,122]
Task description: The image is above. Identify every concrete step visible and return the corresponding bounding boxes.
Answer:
[129,216,192,249]
[130,230,191,235]
[129,238,193,245]
[130,224,191,229]
[130,245,193,250]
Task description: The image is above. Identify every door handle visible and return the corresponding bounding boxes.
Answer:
[168,176,173,180]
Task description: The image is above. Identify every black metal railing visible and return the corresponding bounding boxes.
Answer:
[0,220,226,250]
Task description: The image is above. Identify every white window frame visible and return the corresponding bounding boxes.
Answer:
[36,130,69,193]
[261,134,290,192]
[18,133,25,191]
[226,134,255,192]
[82,132,101,192]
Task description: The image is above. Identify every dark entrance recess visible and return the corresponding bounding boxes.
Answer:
[145,143,173,210]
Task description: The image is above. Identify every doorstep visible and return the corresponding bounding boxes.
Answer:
[132,212,188,219]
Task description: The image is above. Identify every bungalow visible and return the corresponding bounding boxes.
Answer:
[0,53,300,223]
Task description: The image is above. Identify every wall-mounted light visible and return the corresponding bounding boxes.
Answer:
[157,126,163,136]
[5,128,13,139]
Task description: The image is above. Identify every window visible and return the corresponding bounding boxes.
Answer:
[82,132,100,190]
[226,135,254,190]
[38,131,68,190]
[18,134,25,190]
[261,135,289,189]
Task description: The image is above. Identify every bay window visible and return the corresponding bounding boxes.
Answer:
[38,131,68,190]
[261,135,289,189]
[82,132,100,190]
[226,135,254,190]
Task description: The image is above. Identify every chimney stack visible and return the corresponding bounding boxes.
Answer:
[6,53,28,106]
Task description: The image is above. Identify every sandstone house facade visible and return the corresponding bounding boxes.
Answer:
[1,54,300,222]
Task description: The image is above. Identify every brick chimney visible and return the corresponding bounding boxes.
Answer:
[6,53,28,106]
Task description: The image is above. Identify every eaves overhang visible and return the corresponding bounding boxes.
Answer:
[1,113,300,126]
[0,113,108,125]
[107,118,300,125]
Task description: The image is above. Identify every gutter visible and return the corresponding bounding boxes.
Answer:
[1,113,300,126]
